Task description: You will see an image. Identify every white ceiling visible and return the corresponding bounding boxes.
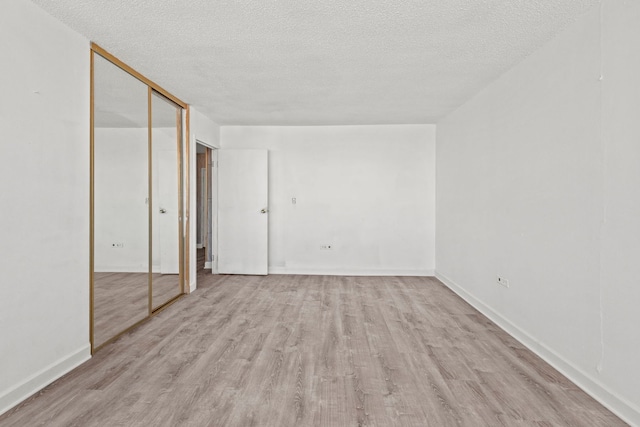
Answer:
[94,52,182,128]
[32,0,598,126]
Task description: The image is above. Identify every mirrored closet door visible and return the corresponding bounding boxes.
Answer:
[91,45,187,352]
[150,92,184,310]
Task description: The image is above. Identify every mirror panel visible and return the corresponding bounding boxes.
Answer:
[151,92,183,310]
[92,53,150,349]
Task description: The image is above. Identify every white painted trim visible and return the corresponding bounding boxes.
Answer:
[435,271,640,427]
[268,267,434,276]
[204,261,212,269]
[94,267,147,273]
[0,344,91,416]
[189,280,197,293]
[191,136,219,290]
[195,137,220,150]
[94,265,161,273]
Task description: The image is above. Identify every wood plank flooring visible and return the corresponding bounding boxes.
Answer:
[93,272,181,348]
[1,274,626,426]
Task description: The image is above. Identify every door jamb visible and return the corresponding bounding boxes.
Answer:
[192,137,219,291]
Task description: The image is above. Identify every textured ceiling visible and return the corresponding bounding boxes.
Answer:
[31,0,598,125]
[94,52,181,128]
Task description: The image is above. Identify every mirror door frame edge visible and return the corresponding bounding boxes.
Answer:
[89,43,190,354]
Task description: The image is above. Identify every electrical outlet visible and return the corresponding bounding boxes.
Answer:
[497,275,509,288]
[320,244,333,250]
[112,243,124,248]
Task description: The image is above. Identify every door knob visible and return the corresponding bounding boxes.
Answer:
[159,208,167,214]
[260,208,268,214]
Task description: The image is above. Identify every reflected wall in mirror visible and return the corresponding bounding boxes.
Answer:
[92,53,149,349]
[151,92,183,310]
[91,46,187,353]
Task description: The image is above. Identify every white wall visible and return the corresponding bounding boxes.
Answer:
[94,127,175,272]
[94,128,148,272]
[436,1,639,424]
[0,0,90,415]
[221,125,436,275]
[600,0,640,422]
[189,108,220,291]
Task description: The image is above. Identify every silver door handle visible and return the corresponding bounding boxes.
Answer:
[260,208,269,214]
[159,208,167,214]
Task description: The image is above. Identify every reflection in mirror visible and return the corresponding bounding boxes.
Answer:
[93,54,149,348]
[151,92,183,310]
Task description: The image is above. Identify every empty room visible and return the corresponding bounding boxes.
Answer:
[1,0,639,426]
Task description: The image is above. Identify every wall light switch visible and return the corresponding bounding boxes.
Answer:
[292,197,297,204]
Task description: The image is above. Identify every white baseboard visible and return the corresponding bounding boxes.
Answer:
[189,280,197,293]
[268,267,434,276]
[435,271,640,427]
[204,262,212,269]
[94,265,161,274]
[0,344,91,417]
[196,244,204,249]
[94,266,147,273]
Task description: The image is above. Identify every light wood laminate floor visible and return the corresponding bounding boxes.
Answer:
[93,272,181,348]
[1,275,625,426]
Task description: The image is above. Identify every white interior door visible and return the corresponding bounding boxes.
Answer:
[217,149,268,275]
[158,149,179,274]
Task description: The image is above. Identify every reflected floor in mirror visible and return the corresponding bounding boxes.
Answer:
[151,273,182,309]
[2,271,625,426]
[93,272,181,348]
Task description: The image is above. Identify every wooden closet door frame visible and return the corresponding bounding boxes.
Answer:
[90,43,190,354]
